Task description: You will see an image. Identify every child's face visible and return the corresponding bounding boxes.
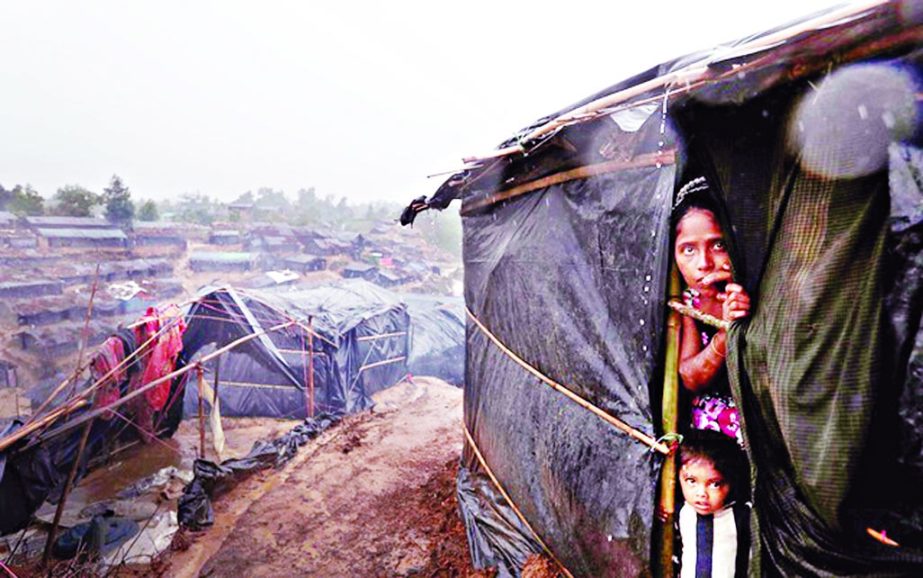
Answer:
[680,457,730,516]
[674,209,731,296]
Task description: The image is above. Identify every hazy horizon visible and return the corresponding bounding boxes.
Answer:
[1,0,847,205]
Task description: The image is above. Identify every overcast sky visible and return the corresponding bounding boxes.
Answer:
[0,1,849,205]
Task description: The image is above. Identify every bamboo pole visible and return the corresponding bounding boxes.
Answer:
[656,267,683,578]
[17,320,296,450]
[28,314,177,427]
[197,365,206,460]
[70,264,101,397]
[667,299,729,331]
[0,399,88,453]
[307,316,315,419]
[42,406,96,565]
[465,306,670,455]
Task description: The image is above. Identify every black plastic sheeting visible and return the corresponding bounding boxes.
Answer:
[401,293,465,386]
[411,9,923,575]
[181,280,411,419]
[178,411,342,530]
[0,344,185,537]
[458,107,676,577]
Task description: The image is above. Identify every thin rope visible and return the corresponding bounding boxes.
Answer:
[465,306,669,455]
[463,423,574,578]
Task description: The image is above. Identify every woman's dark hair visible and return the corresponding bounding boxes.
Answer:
[680,429,750,503]
[671,176,722,233]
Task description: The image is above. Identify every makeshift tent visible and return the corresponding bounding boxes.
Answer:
[404,2,923,576]
[401,293,465,386]
[181,280,411,418]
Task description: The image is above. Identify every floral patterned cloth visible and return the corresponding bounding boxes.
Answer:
[684,289,743,446]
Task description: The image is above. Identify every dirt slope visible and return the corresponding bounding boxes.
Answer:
[164,376,468,577]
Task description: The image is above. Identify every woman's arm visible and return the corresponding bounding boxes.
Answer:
[678,316,727,393]
[678,283,749,393]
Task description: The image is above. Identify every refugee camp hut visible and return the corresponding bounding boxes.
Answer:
[281,254,327,273]
[188,251,253,273]
[208,229,241,245]
[1,233,37,250]
[180,279,410,418]
[341,263,378,281]
[400,294,465,386]
[249,234,301,254]
[36,227,129,249]
[0,360,16,389]
[403,3,923,576]
[0,279,63,300]
[0,211,18,228]
[131,221,188,249]
[24,216,111,230]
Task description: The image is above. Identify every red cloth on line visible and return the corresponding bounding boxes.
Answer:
[134,307,187,412]
[90,336,126,420]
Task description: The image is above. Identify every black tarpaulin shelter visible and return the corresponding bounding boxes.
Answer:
[181,280,411,418]
[404,1,923,576]
[401,293,465,386]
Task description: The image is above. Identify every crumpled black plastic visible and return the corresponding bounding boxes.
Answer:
[178,411,343,530]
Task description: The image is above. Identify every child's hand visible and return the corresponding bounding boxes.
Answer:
[718,283,750,322]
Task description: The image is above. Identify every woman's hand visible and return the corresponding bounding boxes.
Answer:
[718,283,750,322]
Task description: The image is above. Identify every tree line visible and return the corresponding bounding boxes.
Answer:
[0,175,152,224]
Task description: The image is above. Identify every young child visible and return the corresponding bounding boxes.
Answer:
[677,430,750,578]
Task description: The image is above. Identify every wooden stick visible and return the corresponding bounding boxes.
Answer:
[197,365,206,459]
[27,315,177,426]
[308,316,315,419]
[465,306,669,454]
[656,268,682,577]
[667,299,729,331]
[0,398,88,453]
[20,320,296,449]
[461,151,674,215]
[42,407,95,565]
[70,264,101,398]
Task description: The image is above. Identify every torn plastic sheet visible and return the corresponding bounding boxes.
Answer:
[178,411,343,530]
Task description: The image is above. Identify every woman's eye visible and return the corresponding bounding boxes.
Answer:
[681,246,695,256]
[712,240,727,251]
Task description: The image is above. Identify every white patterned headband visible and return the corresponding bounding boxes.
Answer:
[673,176,710,211]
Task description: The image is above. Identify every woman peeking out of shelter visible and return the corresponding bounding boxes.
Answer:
[673,177,750,445]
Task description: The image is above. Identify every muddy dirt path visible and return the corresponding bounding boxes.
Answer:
[161,377,465,577]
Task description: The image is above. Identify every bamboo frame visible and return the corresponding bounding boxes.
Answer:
[463,424,574,578]
[356,331,408,342]
[465,306,669,455]
[656,268,682,577]
[357,356,407,373]
[460,150,675,215]
[667,299,729,331]
[17,320,296,450]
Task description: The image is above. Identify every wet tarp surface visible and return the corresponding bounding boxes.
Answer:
[181,280,411,418]
[459,109,676,576]
[400,293,465,386]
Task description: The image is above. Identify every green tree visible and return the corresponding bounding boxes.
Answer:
[103,175,135,225]
[232,190,254,205]
[137,199,159,221]
[176,192,215,225]
[9,184,45,216]
[0,184,11,211]
[53,185,100,217]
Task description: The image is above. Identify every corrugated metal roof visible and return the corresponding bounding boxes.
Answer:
[36,228,127,240]
[26,216,111,228]
[189,251,253,263]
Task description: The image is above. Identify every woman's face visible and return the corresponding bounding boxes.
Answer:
[674,208,731,295]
